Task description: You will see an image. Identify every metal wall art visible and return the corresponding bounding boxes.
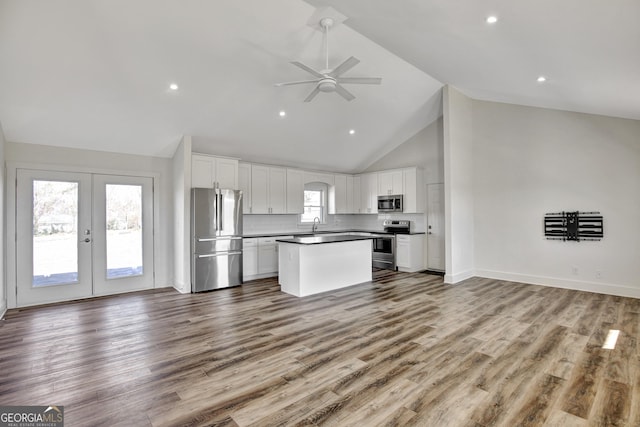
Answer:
[544,211,603,241]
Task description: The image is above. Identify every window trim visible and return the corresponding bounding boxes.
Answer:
[299,183,327,224]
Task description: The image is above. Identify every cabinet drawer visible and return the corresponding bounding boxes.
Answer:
[243,238,257,247]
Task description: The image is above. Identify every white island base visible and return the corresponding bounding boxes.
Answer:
[278,238,372,297]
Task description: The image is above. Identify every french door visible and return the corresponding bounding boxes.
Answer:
[16,169,154,307]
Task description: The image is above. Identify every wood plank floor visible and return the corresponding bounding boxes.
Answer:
[1,270,639,426]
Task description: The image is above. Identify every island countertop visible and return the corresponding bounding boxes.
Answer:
[276,235,374,245]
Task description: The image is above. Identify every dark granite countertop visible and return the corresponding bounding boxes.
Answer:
[243,229,425,238]
[276,235,375,245]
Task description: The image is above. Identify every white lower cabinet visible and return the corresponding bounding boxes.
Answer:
[243,238,258,280]
[395,234,425,272]
[243,236,293,281]
[258,237,278,275]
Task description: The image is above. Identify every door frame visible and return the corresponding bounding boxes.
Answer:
[6,161,161,308]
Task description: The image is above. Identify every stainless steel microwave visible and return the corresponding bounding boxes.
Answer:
[377,195,403,212]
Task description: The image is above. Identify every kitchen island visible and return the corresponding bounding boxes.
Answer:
[276,235,373,297]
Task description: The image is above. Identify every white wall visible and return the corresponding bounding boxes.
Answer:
[5,142,174,307]
[443,86,475,283]
[0,123,6,317]
[472,100,640,297]
[365,117,444,185]
[172,136,191,293]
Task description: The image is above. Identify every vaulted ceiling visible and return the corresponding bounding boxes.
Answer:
[1,1,638,173]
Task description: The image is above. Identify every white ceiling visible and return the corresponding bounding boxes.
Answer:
[1,1,638,173]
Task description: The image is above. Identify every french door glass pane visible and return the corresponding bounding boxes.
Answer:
[32,180,79,287]
[106,184,143,279]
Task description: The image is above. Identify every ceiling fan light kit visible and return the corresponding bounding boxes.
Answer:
[275,9,382,102]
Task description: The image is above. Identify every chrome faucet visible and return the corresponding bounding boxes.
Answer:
[312,217,320,233]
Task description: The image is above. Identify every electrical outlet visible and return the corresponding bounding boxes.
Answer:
[572,266,579,275]
[596,270,602,279]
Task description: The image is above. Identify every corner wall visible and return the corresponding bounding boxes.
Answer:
[472,100,640,297]
[0,123,6,318]
[171,136,191,293]
[443,86,475,283]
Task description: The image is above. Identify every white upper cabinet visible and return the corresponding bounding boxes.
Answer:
[251,165,269,214]
[238,162,252,214]
[350,176,361,214]
[378,170,403,196]
[286,169,304,214]
[269,167,287,214]
[191,154,238,189]
[251,164,287,214]
[330,174,348,214]
[359,172,378,214]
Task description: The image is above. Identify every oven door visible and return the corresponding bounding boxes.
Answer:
[371,235,395,270]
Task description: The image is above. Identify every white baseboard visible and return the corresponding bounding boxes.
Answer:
[444,270,474,284]
[172,281,190,294]
[474,269,640,299]
[0,300,6,320]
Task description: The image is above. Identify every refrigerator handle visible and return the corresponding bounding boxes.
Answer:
[218,191,223,232]
[212,189,218,232]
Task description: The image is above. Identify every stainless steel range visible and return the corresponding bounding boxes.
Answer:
[371,220,410,270]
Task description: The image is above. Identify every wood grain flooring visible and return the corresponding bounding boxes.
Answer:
[1,270,639,426]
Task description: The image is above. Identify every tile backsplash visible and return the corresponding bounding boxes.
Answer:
[243,213,425,235]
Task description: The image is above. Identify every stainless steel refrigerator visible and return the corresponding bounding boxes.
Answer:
[191,188,243,292]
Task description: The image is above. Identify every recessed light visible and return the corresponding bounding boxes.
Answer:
[486,16,498,24]
[279,110,286,117]
[349,129,355,135]
[537,76,547,83]
[169,83,179,91]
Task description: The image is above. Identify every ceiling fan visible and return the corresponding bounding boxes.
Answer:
[275,17,382,102]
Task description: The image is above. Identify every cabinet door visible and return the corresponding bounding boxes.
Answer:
[286,169,304,214]
[396,236,410,268]
[368,173,379,213]
[352,176,361,213]
[258,241,278,274]
[243,242,258,278]
[378,170,403,195]
[333,174,347,214]
[251,165,269,214]
[238,162,252,214]
[378,171,392,196]
[269,167,287,214]
[191,155,215,188]
[215,158,238,189]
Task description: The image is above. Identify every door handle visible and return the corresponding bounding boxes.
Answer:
[83,238,91,243]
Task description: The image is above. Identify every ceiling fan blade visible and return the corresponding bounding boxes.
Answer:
[336,77,382,85]
[290,61,325,79]
[334,84,355,102]
[303,87,321,102]
[274,79,321,87]
[329,56,360,78]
